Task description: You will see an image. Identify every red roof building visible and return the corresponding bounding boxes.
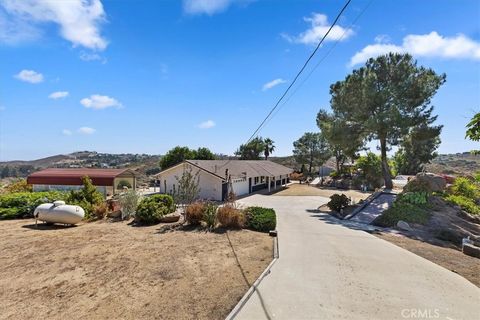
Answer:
[27,168,136,195]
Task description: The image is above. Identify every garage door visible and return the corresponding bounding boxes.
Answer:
[232,179,249,197]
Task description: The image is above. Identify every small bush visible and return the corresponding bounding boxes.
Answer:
[373,202,430,227]
[93,202,108,219]
[245,206,276,232]
[451,177,479,199]
[217,205,245,229]
[329,171,340,179]
[4,179,32,193]
[185,202,206,225]
[66,176,104,220]
[148,194,176,212]
[116,180,132,190]
[203,203,218,229]
[327,194,351,212]
[396,192,428,205]
[135,194,175,224]
[445,195,480,215]
[118,189,140,220]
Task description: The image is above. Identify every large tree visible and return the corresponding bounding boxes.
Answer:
[235,137,266,160]
[293,132,331,174]
[160,146,215,169]
[329,53,446,189]
[317,110,364,172]
[393,123,442,175]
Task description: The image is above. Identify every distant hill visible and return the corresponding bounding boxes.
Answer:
[1,151,477,185]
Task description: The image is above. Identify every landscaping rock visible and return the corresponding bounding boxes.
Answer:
[462,243,480,259]
[414,172,446,192]
[107,210,122,218]
[397,220,413,232]
[159,213,180,223]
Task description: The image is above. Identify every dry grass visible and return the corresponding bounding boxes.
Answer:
[217,205,245,229]
[0,219,273,320]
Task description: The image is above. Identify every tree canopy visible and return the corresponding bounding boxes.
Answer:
[292,132,330,174]
[235,137,275,160]
[317,110,364,172]
[160,146,215,169]
[329,53,446,188]
[393,123,442,175]
[466,112,480,154]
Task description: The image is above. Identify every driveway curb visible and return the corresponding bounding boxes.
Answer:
[225,234,279,320]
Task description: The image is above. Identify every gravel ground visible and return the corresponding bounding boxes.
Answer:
[0,219,272,320]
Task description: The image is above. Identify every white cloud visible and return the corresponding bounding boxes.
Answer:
[78,127,96,134]
[282,12,354,45]
[62,129,72,136]
[198,120,216,129]
[183,0,235,15]
[49,91,69,99]
[14,69,44,83]
[0,0,108,50]
[79,51,106,63]
[262,78,287,91]
[80,94,122,110]
[350,31,480,66]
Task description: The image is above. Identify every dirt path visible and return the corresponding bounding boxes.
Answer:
[0,219,272,320]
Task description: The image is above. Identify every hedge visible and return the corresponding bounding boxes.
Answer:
[0,191,67,220]
[245,206,276,232]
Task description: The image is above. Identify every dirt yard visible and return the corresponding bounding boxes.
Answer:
[375,232,480,287]
[274,183,372,202]
[0,219,273,320]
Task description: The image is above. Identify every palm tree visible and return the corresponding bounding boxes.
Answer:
[263,138,275,160]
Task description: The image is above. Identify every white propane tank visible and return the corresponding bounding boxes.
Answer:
[34,201,85,225]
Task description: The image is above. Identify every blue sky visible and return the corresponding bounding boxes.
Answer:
[0,0,479,161]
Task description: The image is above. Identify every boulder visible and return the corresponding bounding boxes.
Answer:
[462,243,480,259]
[407,173,446,192]
[397,220,413,232]
[159,213,180,223]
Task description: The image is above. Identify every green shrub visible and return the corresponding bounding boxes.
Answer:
[396,192,428,205]
[373,202,430,227]
[327,194,351,212]
[451,177,479,199]
[203,203,218,229]
[185,201,206,225]
[135,194,175,225]
[217,205,245,229]
[0,191,67,220]
[445,195,480,215]
[4,179,32,193]
[354,152,383,189]
[66,176,104,220]
[329,171,340,179]
[116,180,132,190]
[118,189,140,220]
[148,194,176,212]
[245,206,276,232]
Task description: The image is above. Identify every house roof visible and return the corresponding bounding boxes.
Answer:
[185,160,293,179]
[27,168,134,186]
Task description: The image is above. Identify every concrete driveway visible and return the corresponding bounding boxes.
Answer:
[234,195,479,320]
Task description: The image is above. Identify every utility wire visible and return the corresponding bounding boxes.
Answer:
[261,0,374,129]
[246,0,353,143]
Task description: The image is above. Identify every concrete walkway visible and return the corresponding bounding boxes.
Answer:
[235,195,479,320]
[349,193,396,224]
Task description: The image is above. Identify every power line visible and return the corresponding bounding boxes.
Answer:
[246,0,353,143]
[261,0,374,129]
